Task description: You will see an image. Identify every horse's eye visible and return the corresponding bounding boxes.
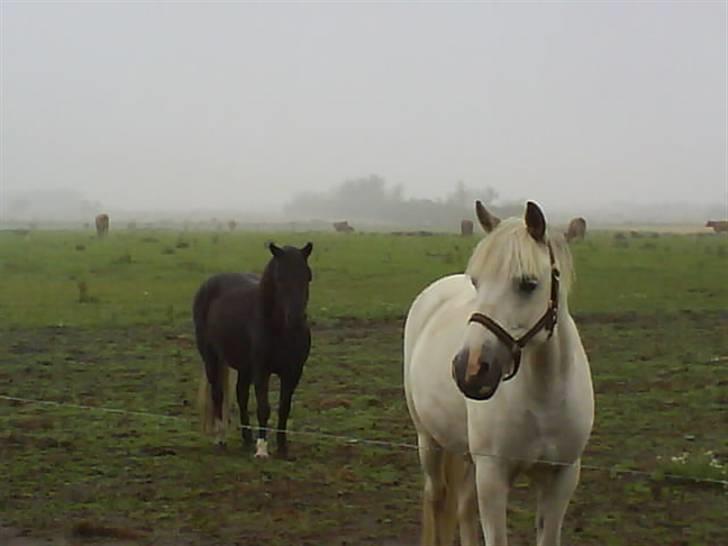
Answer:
[518,277,539,294]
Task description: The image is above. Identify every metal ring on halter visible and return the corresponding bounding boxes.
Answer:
[502,347,522,382]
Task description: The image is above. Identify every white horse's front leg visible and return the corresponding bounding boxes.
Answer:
[474,457,510,546]
[534,461,581,546]
[418,434,450,546]
[457,458,480,546]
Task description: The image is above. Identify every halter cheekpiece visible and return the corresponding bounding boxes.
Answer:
[468,241,560,382]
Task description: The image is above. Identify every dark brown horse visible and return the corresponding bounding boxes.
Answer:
[706,220,728,233]
[194,242,313,458]
[333,220,354,233]
[460,219,474,236]
[95,214,109,237]
[564,217,587,242]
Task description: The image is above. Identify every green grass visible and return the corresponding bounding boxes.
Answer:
[2,230,727,328]
[1,229,727,545]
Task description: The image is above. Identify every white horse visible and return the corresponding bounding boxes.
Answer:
[404,201,594,546]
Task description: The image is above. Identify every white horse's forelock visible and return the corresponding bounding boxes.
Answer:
[465,217,575,295]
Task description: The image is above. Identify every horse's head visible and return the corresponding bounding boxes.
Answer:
[265,242,314,327]
[451,201,573,401]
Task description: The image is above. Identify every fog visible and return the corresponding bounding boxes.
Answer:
[1,2,726,225]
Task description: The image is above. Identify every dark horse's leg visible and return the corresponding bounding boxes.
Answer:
[236,365,254,448]
[276,372,301,459]
[275,327,309,458]
[253,372,272,458]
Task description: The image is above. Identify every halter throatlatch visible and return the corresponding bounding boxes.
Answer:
[468,241,560,382]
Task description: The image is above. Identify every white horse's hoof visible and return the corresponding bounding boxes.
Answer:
[255,439,269,459]
[212,418,227,447]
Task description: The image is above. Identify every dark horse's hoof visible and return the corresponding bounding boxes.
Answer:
[241,433,254,451]
[275,448,291,461]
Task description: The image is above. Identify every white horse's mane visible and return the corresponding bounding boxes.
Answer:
[465,217,575,295]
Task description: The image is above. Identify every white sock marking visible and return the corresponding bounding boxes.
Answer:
[255,439,269,459]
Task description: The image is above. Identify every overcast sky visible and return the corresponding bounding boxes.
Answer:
[1,1,726,214]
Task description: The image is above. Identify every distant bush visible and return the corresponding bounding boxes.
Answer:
[112,253,132,264]
[613,233,629,248]
[77,280,98,304]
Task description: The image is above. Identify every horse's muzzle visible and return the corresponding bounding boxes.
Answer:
[451,348,503,401]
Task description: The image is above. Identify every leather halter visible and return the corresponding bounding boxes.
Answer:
[468,241,560,382]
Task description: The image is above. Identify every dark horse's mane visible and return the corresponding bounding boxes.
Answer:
[259,258,281,329]
[260,260,274,306]
[194,242,313,458]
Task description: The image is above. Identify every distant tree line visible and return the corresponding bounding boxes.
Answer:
[283,175,520,227]
[3,188,103,222]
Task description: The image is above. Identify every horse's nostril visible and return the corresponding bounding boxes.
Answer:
[479,360,490,374]
[451,350,469,383]
[453,350,468,367]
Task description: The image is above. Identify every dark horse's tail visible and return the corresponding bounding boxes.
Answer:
[193,275,232,441]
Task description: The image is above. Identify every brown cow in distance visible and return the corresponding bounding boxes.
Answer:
[333,221,354,233]
[564,217,587,242]
[705,220,728,233]
[95,214,109,238]
[460,219,474,236]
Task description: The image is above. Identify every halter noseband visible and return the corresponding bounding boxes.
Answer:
[468,241,560,382]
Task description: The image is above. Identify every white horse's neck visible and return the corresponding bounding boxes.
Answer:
[519,305,575,400]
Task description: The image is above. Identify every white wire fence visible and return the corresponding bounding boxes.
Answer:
[2,393,726,489]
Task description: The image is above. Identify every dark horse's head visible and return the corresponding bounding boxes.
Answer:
[263,242,314,328]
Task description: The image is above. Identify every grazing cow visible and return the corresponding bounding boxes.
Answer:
[460,219,474,236]
[705,220,728,233]
[95,214,109,238]
[333,221,354,233]
[227,220,237,232]
[564,217,587,242]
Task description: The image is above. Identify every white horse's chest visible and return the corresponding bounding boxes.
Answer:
[466,379,593,466]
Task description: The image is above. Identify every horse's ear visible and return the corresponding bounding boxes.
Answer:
[301,241,313,259]
[475,200,500,233]
[525,201,546,242]
[268,242,284,257]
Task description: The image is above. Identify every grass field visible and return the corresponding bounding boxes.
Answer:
[1,228,727,546]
